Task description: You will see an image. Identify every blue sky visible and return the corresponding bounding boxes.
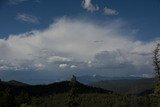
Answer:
[0,0,160,40]
[0,0,159,84]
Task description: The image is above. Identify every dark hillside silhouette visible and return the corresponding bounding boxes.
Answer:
[0,79,111,97]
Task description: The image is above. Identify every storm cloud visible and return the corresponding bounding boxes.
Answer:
[0,17,158,84]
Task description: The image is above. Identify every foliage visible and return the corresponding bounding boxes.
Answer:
[16,91,31,106]
[153,43,160,96]
[0,87,16,107]
[153,43,160,82]
[20,103,34,107]
[0,73,160,107]
[66,75,80,107]
[0,81,160,107]
[28,93,160,107]
[154,83,160,97]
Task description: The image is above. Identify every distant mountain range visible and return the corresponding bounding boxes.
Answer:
[0,80,29,86]
[0,75,155,96]
[0,80,111,96]
[90,78,155,94]
[77,75,145,84]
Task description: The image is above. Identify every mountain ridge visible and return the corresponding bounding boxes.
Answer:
[0,80,111,96]
[90,78,155,94]
[77,75,147,84]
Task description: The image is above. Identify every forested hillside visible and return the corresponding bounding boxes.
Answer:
[90,78,155,94]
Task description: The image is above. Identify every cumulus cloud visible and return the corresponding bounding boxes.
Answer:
[0,65,9,70]
[59,64,68,68]
[104,7,119,16]
[70,65,77,69]
[0,17,158,83]
[47,56,71,63]
[16,13,39,24]
[93,50,129,68]
[82,0,99,12]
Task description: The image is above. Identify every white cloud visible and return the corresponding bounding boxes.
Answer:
[47,56,71,63]
[130,74,154,78]
[87,61,92,67]
[70,65,77,69]
[93,50,128,68]
[142,74,153,78]
[0,65,9,70]
[104,7,119,16]
[0,17,159,81]
[59,64,68,68]
[16,13,39,24]
[34,63,45,70]
[82,0,99,12]
[8,0,39,5]
[8,0,28,5]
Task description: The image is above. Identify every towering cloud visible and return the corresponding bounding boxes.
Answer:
[0,17,158,83]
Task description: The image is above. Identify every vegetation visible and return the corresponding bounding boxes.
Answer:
[0,80,160,107]
[0,43,160,107]
[90,78,154,94]
[0,87,16,107]
[153,43,160,81]
[66,75,80,107]
[153,43,160,96]
[24,93,160,107]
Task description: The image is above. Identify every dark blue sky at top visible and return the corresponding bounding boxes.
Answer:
[0,0,160,41]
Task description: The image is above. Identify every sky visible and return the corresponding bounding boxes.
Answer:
[0,0,160,84]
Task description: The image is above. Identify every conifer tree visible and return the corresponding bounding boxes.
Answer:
[153,43,160,96]
[67,75,80,107]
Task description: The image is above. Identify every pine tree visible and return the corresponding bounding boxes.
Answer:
[66,75,80,107]
[153,43,160,96]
